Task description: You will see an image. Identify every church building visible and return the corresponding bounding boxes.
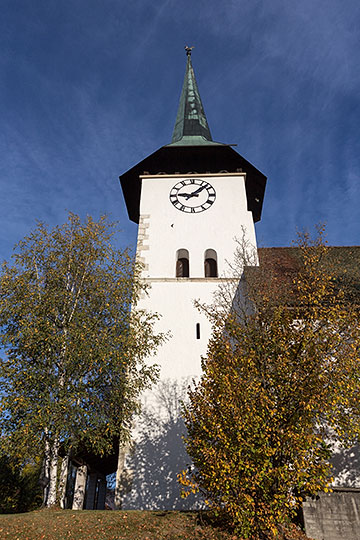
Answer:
[118,48,360,538]
[118,47,266,509]
[59,47,266,513]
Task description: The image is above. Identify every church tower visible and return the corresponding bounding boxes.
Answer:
[119,49,267,509]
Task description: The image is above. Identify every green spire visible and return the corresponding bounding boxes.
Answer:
[169,47,222,146]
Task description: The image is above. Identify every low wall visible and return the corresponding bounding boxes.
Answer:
[303,488,360,540]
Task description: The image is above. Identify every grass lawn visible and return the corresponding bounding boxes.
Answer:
[0,509,238,540]
[0,509,312,540]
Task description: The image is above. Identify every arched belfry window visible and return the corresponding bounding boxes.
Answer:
[204,249,218,278]
[176,249,189,277]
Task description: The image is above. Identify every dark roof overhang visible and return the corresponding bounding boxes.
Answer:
[59,440,119,476]
[120,144,267,224]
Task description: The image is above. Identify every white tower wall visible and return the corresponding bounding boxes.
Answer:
[136,172,257,379]
[120,172,258,510]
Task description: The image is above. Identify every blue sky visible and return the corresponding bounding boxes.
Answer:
[1,0,360,259]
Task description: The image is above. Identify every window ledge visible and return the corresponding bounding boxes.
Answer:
[143,277,238,283]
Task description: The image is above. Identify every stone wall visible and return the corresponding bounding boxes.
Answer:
[303,489,360,540]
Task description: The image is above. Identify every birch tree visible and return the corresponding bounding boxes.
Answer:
[0,213,164,506]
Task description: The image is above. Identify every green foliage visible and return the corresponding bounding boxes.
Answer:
[180,228,360,539]
[0,455,20,514]
[0,213,164,469]
[0,456,42,513]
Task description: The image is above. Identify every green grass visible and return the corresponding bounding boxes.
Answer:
[0,509,238,540]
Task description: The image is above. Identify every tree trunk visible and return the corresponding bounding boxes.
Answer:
[40,439,51,506]
[58,454,69,508]
[46,438,60,507]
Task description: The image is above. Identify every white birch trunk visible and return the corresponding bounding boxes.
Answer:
[46,438,60,507]
[58,454,69,509]
[41,438,51,506]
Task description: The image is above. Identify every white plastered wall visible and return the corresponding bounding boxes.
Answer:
[136,173,257,380]
[121,173,258,509]
[139,173,257,280]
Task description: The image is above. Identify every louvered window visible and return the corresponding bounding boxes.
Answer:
[176,249,190,277]
[204,249,218,277]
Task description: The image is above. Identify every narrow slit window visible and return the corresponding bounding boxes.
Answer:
[176,249,189,277]
[204,249,218,278]
[196,323,200,339]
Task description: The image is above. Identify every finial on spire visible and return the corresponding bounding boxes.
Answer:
[170,46,215,145]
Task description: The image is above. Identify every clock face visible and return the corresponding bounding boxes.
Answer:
[169,179,216,213]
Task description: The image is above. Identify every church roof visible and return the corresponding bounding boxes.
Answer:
[256,247,360,304]
[120,145,266,223]
[168,48,224,147]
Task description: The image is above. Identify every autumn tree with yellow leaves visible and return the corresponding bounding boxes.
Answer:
[180,229,360,539]
[0,214,164,507]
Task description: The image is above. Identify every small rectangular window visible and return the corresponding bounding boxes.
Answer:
[196,323,200,339]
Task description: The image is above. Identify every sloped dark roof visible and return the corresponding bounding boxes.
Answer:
[257,246,360,304]
[120,145,267,224]
[59,440,119,476]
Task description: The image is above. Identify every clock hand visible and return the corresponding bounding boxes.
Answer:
[178,185,207,200]
[178,192,199,200]
[190,185,206,196]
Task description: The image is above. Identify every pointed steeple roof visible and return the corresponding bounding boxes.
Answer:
[120,48,267,226]
[168,47,224,146]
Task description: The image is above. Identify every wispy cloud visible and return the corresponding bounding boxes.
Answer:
[0,0,359,255]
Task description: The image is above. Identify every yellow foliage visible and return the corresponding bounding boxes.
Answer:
[180,227,360,539]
